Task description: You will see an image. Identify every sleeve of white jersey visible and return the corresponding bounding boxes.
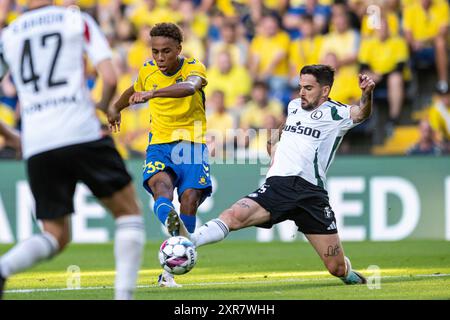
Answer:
[337,104,358,133]
[81,13,112,66]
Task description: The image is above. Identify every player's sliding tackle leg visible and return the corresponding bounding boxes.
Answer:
[188,198,366,285]
[0,183,145,300]
[305,234,366,285]
[189,198,269,246]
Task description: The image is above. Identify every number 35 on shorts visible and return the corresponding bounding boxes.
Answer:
[143,160,166,174]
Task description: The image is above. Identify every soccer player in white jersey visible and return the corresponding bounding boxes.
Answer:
[171,64,375,285]
[0,0,145,300]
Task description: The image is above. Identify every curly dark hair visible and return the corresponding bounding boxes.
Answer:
[150,23,183,44]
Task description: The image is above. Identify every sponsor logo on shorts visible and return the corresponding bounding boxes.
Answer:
[248,193,258,198]
[327,222,337,230]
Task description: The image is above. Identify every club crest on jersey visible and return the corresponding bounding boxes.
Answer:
[311,110,323,120]
[198,176,208,185]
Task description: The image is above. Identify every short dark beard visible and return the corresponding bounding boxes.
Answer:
[302,103,316,111]
[301,96,321,110]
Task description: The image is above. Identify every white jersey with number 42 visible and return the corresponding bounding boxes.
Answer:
[0,6,112,159]
[266,98,359,189]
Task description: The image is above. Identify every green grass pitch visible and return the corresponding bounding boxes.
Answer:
[1,240,450,300]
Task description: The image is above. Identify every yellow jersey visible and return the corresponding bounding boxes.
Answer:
[403,0,449,41]
[134,57,208,145]
[289,36,323,72]
[250,31,291,77]
[358,36,409,75]
[429,102,450,140]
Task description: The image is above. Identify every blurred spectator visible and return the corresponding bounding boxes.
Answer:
[289,14,323,84]
[0,0,13,28]
[262,0,289,14]
[208,19,249,67]
[320,3,360,77]
[240,81,285,130]
[239,0,272,40]
[406,119,441,155]
[248,113,281,156]
[283,0,331,37]
[115,102,150,159]
[360,0,400,38]
[178,0,209,40]
[428,86,450,154]
[0,73,19,159]
[206,50,252,110]
[129,0,182,29]
[179,21,206,62]
[403,0,449,93]
[249,13,290,103]
[323,52,360,105]
[206,90,236,158]
[358,16,409,134]
[127,23,152,73]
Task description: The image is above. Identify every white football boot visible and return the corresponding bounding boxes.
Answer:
[158,270,182,288]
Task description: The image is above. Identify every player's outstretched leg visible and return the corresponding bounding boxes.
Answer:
[305,234,366,285]
[0,218,65,300]
[191,198,270,247]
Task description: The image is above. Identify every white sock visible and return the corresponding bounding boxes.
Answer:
[191,219,229,247]
[114,215,145,300]
[0,232,59,278]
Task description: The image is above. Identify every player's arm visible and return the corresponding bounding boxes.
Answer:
[106,84,135,133]
[129,75,204,104]
[350,74,375,124]
[0,120,21,154]
[267,121,285,156]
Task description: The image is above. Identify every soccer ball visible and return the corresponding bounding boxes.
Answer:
[158,236,197,275]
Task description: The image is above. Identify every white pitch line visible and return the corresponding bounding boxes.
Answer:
[5,272,450,294]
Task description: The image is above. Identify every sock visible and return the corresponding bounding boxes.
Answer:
[180,213,196,233]
[114,215,145,300]
[153,197,174,225]
[190,219,229,247]
[0,232,59,278]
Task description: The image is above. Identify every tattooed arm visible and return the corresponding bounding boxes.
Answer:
[350,74,375,123]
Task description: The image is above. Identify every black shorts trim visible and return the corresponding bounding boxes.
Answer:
[245,176,338,235]
[27,136,132,220]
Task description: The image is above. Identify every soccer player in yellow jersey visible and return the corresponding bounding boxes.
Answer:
[108,23,211,287]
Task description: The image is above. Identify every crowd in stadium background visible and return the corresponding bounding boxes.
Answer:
[0,0,449,158]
